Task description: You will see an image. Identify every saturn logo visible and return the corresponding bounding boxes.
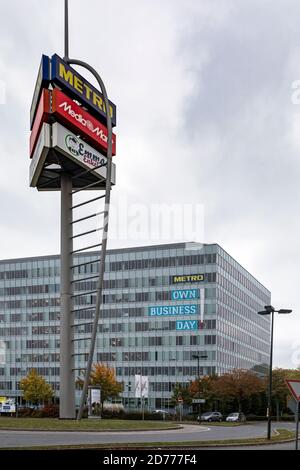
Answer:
[65,135,80,156]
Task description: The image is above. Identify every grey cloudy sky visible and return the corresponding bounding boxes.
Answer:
[0,0,299,368]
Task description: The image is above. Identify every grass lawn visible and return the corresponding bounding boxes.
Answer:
[0,417,179,432]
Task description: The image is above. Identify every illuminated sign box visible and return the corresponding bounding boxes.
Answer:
[148,305,198,316]
[172,274,204,284]
[29,88,117,158]
[29,123,51,187]
[52,122,116,183]
[29,55,51,129]
[171,289,199,300]
[51,54,117,127]
[52,89,116,156]
[29,122,116,190]
[176,320,198,331]
[29,89,51,157]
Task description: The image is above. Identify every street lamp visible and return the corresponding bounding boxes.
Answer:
[192,353,208,379]
[258,305,292,439]
[192,353,208,417]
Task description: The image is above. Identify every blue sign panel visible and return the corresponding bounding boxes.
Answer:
[51,54,117,127]
[148,304,198,316]
[30,55,51,129]
[176,320,198,331]
[171,289,199,300]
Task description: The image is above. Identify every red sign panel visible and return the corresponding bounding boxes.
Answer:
[29,88,116,158]
[29,89,51,157]
[52,88,116,156]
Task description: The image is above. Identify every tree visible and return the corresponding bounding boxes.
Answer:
[189,374,220,412]
[267,368,300,420]
[77,363,123,411]
[190,375,219,401]
[20,369,53,406]
[214,369,265,412]
[170,383,192,409]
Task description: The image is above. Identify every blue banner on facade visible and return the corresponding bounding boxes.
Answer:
[176,320,199,331]
[148,304,198,316]
[171,289,199,300]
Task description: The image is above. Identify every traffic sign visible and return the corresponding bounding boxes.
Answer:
[286,379,300,451]
[286,379,300,401]
[287,397,299,415]
[192,399,206,404]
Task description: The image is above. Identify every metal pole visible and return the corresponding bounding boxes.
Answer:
[59,174,75,418]
[296,400,299,451]
[67,59,113,420]
[64,0,69,60]
[267,310,274,439]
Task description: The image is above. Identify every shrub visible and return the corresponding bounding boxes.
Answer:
[39,404,59,418]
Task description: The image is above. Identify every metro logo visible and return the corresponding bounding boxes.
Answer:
[172,274,204,284]
[51,54,117,127]
[52,89,116,156]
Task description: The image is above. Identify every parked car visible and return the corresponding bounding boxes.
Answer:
[226,412,246,422]
[153,409,169,415]
[197,411,223,422]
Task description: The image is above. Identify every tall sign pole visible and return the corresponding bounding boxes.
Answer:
[29,0,116,420]
[59,0,75,419]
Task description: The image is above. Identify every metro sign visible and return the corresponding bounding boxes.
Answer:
[30,54,117,129]
[51,54,116,127]
[29,88,116,158]
[286,379,300,402]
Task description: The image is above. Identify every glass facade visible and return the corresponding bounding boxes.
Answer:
[0,242,271,409]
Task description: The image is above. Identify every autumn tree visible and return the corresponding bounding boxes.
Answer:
[190,375,219,401]
[77,363,123,411]
[267,368,300,419]
[170,383,192,407]
[20,369,54,406]
[189,374,220,412]
[215,369,265,412]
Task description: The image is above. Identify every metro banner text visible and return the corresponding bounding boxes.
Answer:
[172,274,204,284]
[51,54,117,126]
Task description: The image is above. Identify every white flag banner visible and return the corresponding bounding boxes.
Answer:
[135,374,141,398]
[135,375,149,398]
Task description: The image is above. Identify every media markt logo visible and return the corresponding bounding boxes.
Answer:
[65,134,80,157]
[59,101,113,145]
[65,134,107,169]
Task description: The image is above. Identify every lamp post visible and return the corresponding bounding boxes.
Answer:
[258,305,292,440]
[192,353,208,417]
[192,353,208,379]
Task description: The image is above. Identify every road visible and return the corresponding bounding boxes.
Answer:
[0,422,296,448]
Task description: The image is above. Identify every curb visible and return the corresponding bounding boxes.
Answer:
[0,425,182,433]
